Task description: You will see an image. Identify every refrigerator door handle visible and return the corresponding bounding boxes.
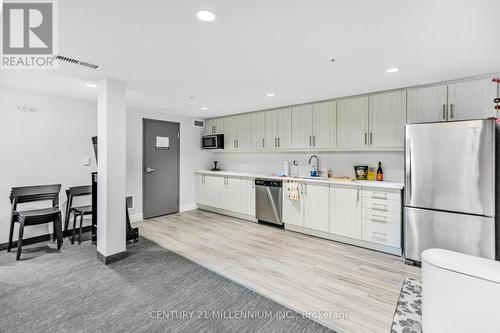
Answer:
[405,138,412,204]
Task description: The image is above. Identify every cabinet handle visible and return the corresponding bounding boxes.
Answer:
[372,231,387,238]
[278,137,280,147]
[357,189,360,203]
[309,136,312,147]
[364,133,367,145]
[450,104,454,119]
[274,137,277,147]
[371,195,387,200]
[442,104,446,119]
[262,138,264,148]
[371,218,387,224]
[370,133,373,145]
[313,136,316,146]
[236,140,239,148]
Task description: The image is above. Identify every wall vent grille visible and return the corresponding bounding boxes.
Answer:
[54,55,99,69]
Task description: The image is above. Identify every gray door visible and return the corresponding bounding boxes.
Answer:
[404,207,496,261]
[143,119,180,219]
[405,119,495,216]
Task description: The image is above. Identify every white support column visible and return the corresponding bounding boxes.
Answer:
[96,77,127,263]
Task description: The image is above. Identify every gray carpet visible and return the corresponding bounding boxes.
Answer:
[0,236,334,333]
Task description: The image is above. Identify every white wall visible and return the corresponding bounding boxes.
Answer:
[0,87,97,244]
[211,151,404,182]
[0,87,210,244]
[126,108,212,220]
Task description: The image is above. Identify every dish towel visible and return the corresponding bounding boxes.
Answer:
[286,180,300,201]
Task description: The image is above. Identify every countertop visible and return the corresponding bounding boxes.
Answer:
[195,170,404,189]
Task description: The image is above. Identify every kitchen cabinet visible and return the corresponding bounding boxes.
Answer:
[302,182,330,232]
[195,174,211,206]
[283,182,329,232]
[209,176,225,209]
[265,108,292,150]
[407,85,448,123]
[222,176,241,212]
[223,114,251,150]
[448,78,497,121]
[337,97,369,148]
[291,101,337,149]
[312,101,337,149]
[407,78,497,124]
[368,91,406,149]
[291,104,313,149]
[240,178,256,216]
[251,112,266,150]
[329,185,362,239]
[205,118,224,135]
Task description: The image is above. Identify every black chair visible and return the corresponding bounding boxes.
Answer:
[8,184,63,260]
[64,185,92,245]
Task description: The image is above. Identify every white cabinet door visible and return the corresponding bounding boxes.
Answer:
[236,114,251,150]
[337,97,369,148]
[195,174,211,206]
[407,85,448,124]
[208,176,225,209]
[302,182,330,232]
[251,112,266,151]
[312,101,337,149]
[283,183,303,226]
[265,110,278,150]
[330,185,362,239]
[448,78,497,121]
[223,116,237,151]
[223,177,241,212]
[276,107,292,149]
[205,118,224,134]
[214,118,224,134]
[291,104,313,149]
[368,91,406,149]
[240,178,255,216]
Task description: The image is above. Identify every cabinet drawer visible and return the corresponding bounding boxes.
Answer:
[362,197,401,212]
[362,208,401,225]
[362,220,401,248]
[362,188,401,201]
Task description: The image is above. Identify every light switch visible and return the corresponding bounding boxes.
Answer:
[82,156,91,166]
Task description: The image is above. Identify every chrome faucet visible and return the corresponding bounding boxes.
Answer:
[308,155,320,177]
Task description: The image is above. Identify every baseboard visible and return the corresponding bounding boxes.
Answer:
[129,213,143,223]
[0,226,92,251]
[197,205,257,223]
[97,250,128,265]
[180,203,197,212]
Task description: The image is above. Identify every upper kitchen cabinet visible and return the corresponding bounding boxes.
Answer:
[223,114,251,151]
[337,97,369,149]
[312,101,337,149]
[407,85,448,124]
[251,112,266,151]
[291,104,313,149]
[448,78,497,121]
[205,118,224,135]
[265,108,292,150]
[368,91,406,149]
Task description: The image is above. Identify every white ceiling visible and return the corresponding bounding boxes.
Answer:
[1,0,500,117]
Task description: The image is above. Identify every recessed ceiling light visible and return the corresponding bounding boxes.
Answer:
[386,67,399,73]
[85,83,97,88]
[266,93,275,97]
[196,10,216,22]
[201,107,208,110]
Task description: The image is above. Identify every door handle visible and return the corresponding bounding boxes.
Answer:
[146,167,155,173]
[405,138,412,204]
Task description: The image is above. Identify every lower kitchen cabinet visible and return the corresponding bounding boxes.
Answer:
[329,185,361,239]
[196,174,256,220]
[302,182,330,232]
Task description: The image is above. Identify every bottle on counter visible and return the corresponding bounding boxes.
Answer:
[376,162,383,181]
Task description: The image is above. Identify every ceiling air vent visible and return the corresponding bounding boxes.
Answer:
[193,120,204,127]
[54,55,99,69]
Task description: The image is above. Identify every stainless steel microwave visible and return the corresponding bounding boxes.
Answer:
[202,134,224,149]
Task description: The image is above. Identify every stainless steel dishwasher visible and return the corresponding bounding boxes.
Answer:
[255,179,283,225]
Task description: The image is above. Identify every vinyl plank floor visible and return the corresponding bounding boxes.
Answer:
[135,210,421,333]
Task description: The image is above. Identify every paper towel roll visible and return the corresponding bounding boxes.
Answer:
[283,161,290,177]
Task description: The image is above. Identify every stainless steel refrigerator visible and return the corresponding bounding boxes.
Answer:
[404,118,498,264]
